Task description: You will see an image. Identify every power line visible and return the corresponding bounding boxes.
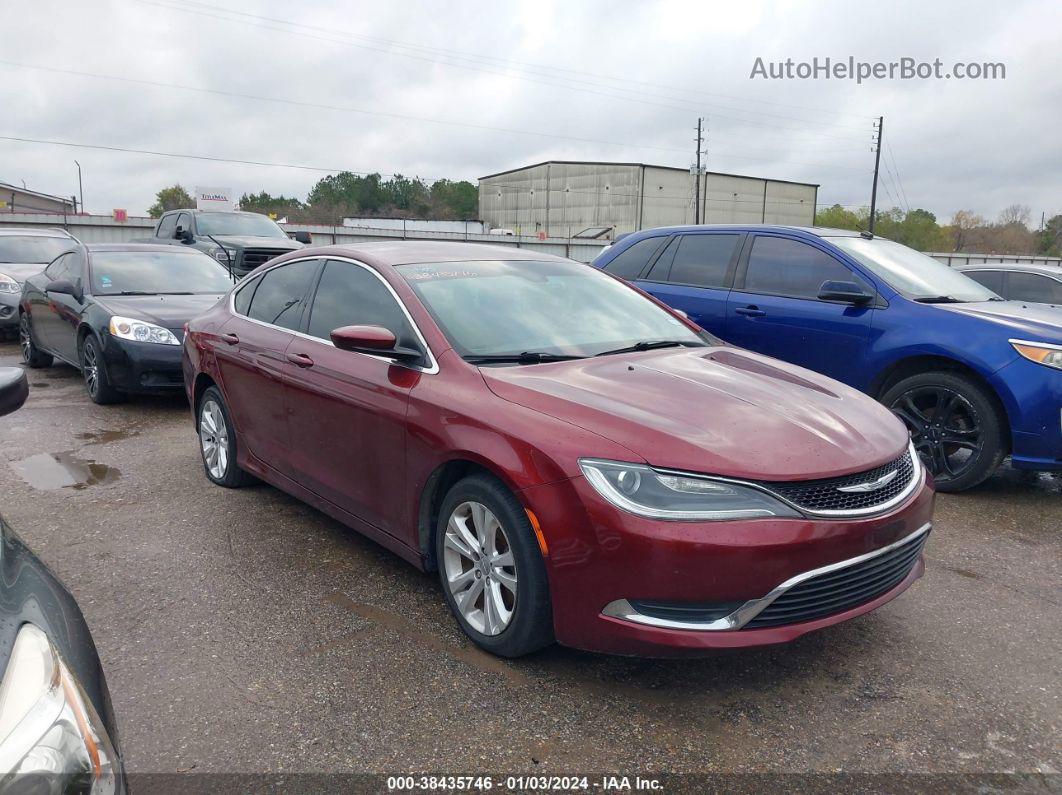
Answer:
[884,135,912,213]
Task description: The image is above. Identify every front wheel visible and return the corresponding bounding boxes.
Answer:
[435,474,553,657]
[883,371,1006,492]
[81,336,123,405]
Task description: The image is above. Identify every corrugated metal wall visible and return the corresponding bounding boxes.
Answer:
[479,163,817,235]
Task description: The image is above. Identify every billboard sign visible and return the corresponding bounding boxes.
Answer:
[195,186,234,212]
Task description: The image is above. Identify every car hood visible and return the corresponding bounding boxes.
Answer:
[209,235,302,250]
[0,262,48,282]
[94,294,226,330]
[481,346,909,481]
[936,300,1062,342]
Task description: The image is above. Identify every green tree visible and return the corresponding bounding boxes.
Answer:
[148,185,195,218]
[814,204,867,230]
[238,191,304,217]
[429,179,479,218]
[1037,215,1062,257]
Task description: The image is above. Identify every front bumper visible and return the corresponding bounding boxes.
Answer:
[521,471,934,656]
[990,357,1062,471]
[99,333,185,393]
[0,290,19,327]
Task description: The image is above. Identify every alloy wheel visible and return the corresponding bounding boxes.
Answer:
[199,399,230,479]
[82,343,99,397]
[442,501,518,636]
[889,385,984,481]
[18,315,31,363]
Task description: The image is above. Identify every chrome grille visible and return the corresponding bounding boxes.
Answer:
[755,447,917,515]
[743,529,927,629]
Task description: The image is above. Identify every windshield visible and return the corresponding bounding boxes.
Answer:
[828,236,999,302]
[89,251,234,295]
[398,259,714,360]
[196,212,288,239]
[0,236,73,264]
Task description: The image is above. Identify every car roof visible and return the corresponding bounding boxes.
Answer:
[618,224,865,239]
[289,241,574,267]
[956,262,1062,277]
[164,209,267,216]
[86,243,206,254]
[0,227,74,238]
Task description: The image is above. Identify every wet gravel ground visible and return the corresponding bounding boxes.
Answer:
[0,341,1058,779]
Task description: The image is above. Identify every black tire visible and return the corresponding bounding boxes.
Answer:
[435,474,553,657]
[197,386,255,487]
[80,335,124,405]
[882,371,1006,493]
[19,312,52,368]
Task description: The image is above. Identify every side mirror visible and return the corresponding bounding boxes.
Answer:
[818,280,874,305]
[0,367,28,418]
[176,227,194,244]
[46,279,80,299]
[330,325,423,363]
[293,231,312,245]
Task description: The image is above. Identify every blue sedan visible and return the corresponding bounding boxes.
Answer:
[593,225,1062,492]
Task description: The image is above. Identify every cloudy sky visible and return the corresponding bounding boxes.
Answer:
[2,0,1059,222]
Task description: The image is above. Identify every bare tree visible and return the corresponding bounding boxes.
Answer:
[998,204,1031,227]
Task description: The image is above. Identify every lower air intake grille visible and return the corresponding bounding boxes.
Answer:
[743,530,927,629]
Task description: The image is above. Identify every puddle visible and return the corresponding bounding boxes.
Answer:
[75,428,140,445]
[10,452,121,491]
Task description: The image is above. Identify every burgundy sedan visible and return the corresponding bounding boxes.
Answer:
[182,242,933,657]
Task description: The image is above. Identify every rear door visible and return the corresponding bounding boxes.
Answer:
[1006,271,1062,305]
[632,232,743,336]
[724,234,874,384]
[282,258,424,536]
[215,257,322,477]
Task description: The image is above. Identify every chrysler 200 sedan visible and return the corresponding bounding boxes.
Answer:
[182,243,933,658]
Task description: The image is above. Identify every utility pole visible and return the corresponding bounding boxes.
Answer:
[693,118,705,224]
[869,116,883,234]
[74,160,84,215]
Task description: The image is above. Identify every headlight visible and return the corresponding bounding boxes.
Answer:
[109,316,179,345]
[0,275,19,294]
[0,624,118,793]
[213,248,234,264]
[1011,340,1062,371]
[578,459,800,521]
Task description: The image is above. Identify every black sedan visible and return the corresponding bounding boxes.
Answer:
[19,243,234,403]
[0,367,125,791]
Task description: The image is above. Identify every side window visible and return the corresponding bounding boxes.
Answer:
[743,237,863,300]
[1008,272,1060,304]
[602,237,667,280]
[175,213,192,236]
[306,260,413,343]
[245,259,320,331]
[963,270,1005,295]
[647,233,739,287]
[232,276,259,316]
[156,214,178,239]
[44,253,71,280]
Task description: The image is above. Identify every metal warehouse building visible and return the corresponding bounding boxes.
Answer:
[478,161,818,238]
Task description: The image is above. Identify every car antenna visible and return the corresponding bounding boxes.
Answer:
[859,229,874,239]
[206,234,235,281]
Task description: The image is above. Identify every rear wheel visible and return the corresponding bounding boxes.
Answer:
[883,371,1006,492]
[198,386,255,487]
[19,313,52,368]
[435,474,553,657]
[80,336,123,405]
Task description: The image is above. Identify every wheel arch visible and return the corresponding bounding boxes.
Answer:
[191,373,219,429]
[416,456,524,572]
[871,354,1012,452]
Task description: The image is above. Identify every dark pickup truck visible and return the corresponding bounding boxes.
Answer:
[140,209,310,277]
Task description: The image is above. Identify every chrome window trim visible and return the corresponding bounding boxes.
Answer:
[602,521,931,632]
[651,440,923,519]
[229,255,439,375]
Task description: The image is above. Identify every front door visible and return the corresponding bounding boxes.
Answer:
[214,257,321,477]
[724,234,874,384]
[282,258,421,536]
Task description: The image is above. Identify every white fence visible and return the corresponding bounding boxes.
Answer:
[926,251,1062,268]
[0,213,608,263]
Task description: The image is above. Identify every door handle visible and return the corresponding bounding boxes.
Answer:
[285,352,315,368]
[735,306,766,318]
[220,332,239,345]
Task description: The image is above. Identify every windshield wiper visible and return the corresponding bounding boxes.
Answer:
[464,352,585,365]
[913,295,966,304]
[595,340,699,356]
[107,291,158,296]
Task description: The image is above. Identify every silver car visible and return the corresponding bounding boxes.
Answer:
[0,228,78,333]
[957,263,1062,307]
